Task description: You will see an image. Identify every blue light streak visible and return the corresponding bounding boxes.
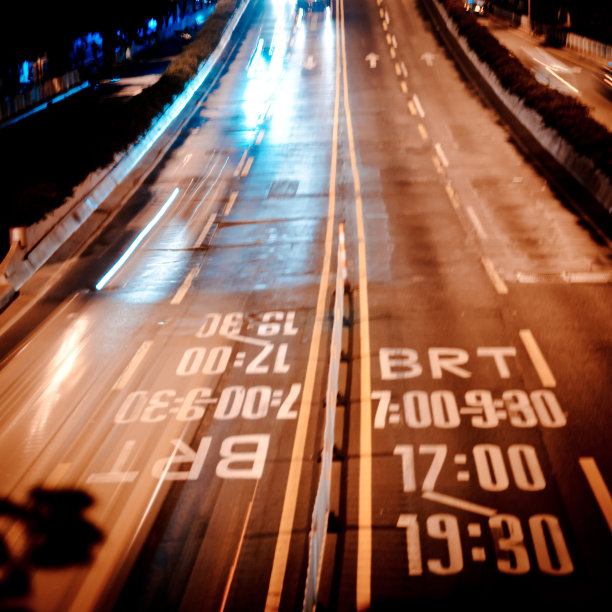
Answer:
[95,187,180,290]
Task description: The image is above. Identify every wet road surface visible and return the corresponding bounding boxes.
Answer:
[0,0,610,610]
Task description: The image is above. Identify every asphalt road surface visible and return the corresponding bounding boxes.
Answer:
[0,0,610,610]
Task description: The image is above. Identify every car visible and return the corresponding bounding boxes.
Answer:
[464,0,487,16]
[297,0,331,12]
[602,61,612,93]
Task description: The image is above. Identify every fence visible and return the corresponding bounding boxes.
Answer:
[302,223,347,612]
[0,70,81,123]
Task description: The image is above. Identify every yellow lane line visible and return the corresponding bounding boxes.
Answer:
[264,2,341,607]
[340,0,372,606]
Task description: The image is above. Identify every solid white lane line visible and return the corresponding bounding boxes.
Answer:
[264,3,341,607]
[171,266,199,305]
[481,257,508,295]
[225,191,239,216]
[579,457,612,533]
[466,206,488,239]
[519,329,557,388]
[112,340,153,390]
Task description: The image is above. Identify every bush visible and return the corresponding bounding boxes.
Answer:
[439,0,612,180]
[0,1,238,246]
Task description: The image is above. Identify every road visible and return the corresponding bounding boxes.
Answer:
[0,0,610,610]
[482,13,612,131]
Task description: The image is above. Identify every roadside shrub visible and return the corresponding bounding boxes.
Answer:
[1,0,238,241]
[439,0,612,181]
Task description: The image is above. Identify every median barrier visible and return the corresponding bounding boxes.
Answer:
[303,223,347,612]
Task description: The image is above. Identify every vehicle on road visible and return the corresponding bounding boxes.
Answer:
[464,0,487,15]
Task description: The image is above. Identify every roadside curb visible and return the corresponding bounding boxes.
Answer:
[0,0,251,310]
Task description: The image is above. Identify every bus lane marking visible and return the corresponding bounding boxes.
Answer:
[519,329,556,388]
[579,457,612,533]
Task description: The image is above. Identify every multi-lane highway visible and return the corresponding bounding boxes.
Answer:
[0,0,610,610]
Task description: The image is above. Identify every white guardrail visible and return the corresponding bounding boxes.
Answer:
[303,223,347,612]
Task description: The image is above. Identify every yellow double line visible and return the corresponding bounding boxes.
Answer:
[264,0,373,607]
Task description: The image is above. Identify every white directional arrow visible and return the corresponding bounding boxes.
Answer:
[304,55,316,70]
[420,52,436,67]
[365,53,380,68]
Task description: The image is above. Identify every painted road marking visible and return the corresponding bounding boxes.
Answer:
[400,81,408,94]
[400,61,408,77]
[432,155,444,174]
[233,151,248,177]
[407,100,417,115]
[241,156,254,177]
[444,183,459,209]
[338,0,373,605]
[579,457,612,532]
[482,257,508,294]
[422,491,497,517]
[412,94,425,118]
[434,143,449,167]
[171,266,199,305]
[264,3,341,607]
[195,213,217,248]
[466,206,488,239]
[418,124,428,141]
[113,341,154,389]
[220,481,260,611]
[519,329,556,388]
[225,191,239,216]
[255,129,265,145]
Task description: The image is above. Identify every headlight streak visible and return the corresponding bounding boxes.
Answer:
[95,187,180,290]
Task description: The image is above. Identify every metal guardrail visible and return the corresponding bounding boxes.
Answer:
[303,223,347,612]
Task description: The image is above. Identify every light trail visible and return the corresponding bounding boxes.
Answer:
[95,187,180,290]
